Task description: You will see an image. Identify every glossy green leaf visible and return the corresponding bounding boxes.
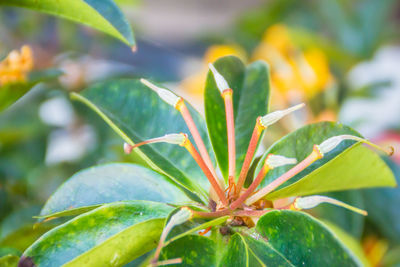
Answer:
[0,0,135,46]
[39,163,190,219]
[0,69,61,112]
[21,201,172,267]
[255,122,395,200]
[160,235,216,267]
[72,79,214,202]
[220,233,293,266]
[0,254,19,267]
[205,56,270,179]
[256,210,361,266]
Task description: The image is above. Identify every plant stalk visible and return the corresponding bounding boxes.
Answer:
[245,145,323,205]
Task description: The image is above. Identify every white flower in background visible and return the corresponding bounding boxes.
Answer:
[39,96,97,164]
[340,46,400,138]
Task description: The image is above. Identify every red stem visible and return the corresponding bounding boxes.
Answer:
[236,117,264,195]
[233,209,272,217]
[183,140,229,206]
[223,89,236,181]
[177,101,219,179]
[230,165,269,210]
[245,146,322,205]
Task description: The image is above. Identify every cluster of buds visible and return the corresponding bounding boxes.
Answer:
[0,45,34,86]
[127,64,393,221]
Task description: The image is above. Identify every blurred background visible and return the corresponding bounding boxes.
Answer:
[0,0,400,265]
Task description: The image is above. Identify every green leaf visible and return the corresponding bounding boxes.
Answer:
[255,122,395,200]
[21,201,172,266]
[205,56,270,180]
[0,69,61,112]
[0,255,19,267]
[72,79,214,202]
[256,210,361,266]
[220,233,293,266]
[160,235,217,267]
[0,0,135,46]
[39,163,190,219]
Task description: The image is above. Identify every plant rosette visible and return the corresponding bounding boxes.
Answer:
[19,56,395,267]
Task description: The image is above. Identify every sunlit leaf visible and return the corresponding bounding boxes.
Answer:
[21,201,172,266]
[0,0,135,46]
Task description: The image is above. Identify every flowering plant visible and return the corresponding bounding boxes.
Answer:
[20,56,395,266]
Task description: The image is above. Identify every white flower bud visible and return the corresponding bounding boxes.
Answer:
[265,154,297,169]
[317,134,393,156]
[170,207,193,225]
[159,133,187,145]
[294,195,367,215]
[140,79,181,107]
[208,63,230,93]
[260,103,305,128]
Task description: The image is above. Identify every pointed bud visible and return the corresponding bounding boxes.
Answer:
[130,133,187,150]
[148,133,186,146]
[208,63,230,93]
[265,154,297,169]
[260,103,305,128]
[170,207,193,225]
[124,142,133,154]
[140,79,181,107]
[318,134,393,155]
[294,195,367,216]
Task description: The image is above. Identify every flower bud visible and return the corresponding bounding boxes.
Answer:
[265,154,297,169]
[140,79,181,107]
[318,134,393,155]
[294,195,367,215]
[153,133,187,146]
[208,63,230,93]
[260,103,305,128]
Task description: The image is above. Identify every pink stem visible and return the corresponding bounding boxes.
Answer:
[233,209,272,217]
[184,140,229,206]
[245,146,322,205]
[223,89,236,181]
[236,117,264,195]
[230,165,269,210]
[178,102,219,179]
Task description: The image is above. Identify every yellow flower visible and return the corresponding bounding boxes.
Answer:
[0,45,34,86]
[252,24,334,104]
